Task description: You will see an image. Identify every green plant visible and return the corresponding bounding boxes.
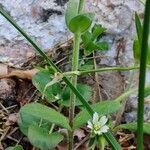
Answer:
[0,0,150,150]
[133,1,150,149]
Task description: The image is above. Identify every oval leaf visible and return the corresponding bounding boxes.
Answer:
[74,100,121,129]
[18,103,71,135]
[32,70,61,102]
[69,14,92,33]
[28,125,63,150]
[6,145,23,150]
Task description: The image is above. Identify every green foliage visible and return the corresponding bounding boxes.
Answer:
[68,14,92,33]
[65,0,92,33]
[116,123,150,134]
[81,24,108,55]
[32,69,61,102]
[28,125,63,150]
[79,59,94,71]
[6,145,23,150]
[65,0,80,27]
[0,1,121,149]
[74,100,121,129]
[104,132,121,150]
[60,84,92,106]
[133,12,150,64]
[18,103,71,135]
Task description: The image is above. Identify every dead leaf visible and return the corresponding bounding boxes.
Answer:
[0,63,38,80]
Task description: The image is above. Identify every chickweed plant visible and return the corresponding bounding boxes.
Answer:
[0,0,150,149]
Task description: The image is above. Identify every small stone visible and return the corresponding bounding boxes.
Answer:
[0,78,16,101]
[5,113,18,126]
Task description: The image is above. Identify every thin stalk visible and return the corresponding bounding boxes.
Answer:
[137,1,150,149]
[68,32,81,150]
[63,65,150,76]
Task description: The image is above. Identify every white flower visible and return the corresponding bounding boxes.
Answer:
[87,112,109,135]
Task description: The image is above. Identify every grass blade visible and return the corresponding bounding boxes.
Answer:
[135,12,143,44]
[137,1,150,149]
[104,132,121,150]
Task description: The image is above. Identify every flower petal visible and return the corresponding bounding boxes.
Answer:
[93,112,99,124]
[97,130,103,135]
[100,125,109,133]
[99,116,108,126]
[87,121,93,129]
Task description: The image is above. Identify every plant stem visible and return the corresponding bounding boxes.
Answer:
[137,1,150,149]
[68,32,81,150]
[63,65,150,76]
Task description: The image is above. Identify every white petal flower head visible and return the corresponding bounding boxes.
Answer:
[87,112,109,135]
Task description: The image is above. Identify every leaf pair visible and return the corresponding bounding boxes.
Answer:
[81,24,108,55]
[32,69,92,106]
[18,103,71,149]
[65,0,92,33]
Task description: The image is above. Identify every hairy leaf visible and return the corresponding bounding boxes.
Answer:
[74,100,121,129]
[116,122,150,134]
[32,70,61,102]
[18,103,71,135]
[28,125,63,150]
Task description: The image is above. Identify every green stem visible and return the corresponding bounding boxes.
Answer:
[137,1,150,149]
[63,65,150,76]
[68,32,81,150]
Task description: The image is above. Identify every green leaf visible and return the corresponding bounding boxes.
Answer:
[135,12,142,44]
[6,145,23,150]
[79,60,94,71]
[81,27,108,55]
[60,84,92,106]
[65,0,80,27]
[74,100,121,129]
[104,132,122,150]
[116,122,150,134]
[92,24,106,39]
[28,125,63,150]
[18,103,71,135]
[32,70,61,102]
[96,42,109,50]
[69,14,92,33]
[133,39,141,63]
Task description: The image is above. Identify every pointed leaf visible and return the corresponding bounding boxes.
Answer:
[116,122,150,134]
[28,125,63,150]
[133,39,141,63]
[96,41,109,50]
[74,100,121,129]
[18,103,71,135]
[92,24,106,39]
[135,12,142,44]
